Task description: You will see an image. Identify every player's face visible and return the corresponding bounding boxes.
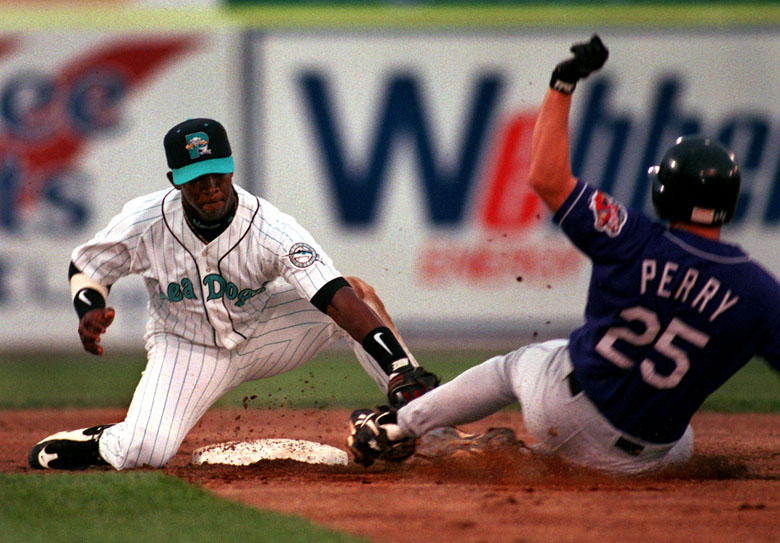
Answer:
[177,173,237,223]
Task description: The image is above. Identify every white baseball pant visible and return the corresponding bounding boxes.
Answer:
[99,282,393,469]
[397,339,693,475]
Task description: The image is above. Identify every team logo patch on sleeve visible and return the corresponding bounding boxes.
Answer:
[288,243,319,268]
[589,191,627,237]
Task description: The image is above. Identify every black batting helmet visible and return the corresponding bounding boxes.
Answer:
[649,136,741,226]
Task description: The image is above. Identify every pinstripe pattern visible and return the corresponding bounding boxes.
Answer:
[81,184,389,469]
[72,186,343,350]
[99,286,387,469]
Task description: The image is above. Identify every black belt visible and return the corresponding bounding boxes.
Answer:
[565,371,644,456]
[566,371,583,396]
[614,436,644,456]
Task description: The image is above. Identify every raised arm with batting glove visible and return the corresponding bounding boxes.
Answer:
[529,34,609,213]
[549,33,609,95]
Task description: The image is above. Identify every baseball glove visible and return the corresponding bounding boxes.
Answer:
[346,407,416,467]
[387,367,440,408]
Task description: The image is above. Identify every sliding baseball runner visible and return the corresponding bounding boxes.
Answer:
[347,34,780,475]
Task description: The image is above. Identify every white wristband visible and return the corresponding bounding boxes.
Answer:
[69,272,109,301]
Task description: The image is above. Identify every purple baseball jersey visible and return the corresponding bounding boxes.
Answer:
[553,180,780,443]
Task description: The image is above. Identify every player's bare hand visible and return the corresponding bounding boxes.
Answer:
[78,307,115,356]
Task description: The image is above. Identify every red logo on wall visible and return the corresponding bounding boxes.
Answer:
[418,110,583,286]
[0,36,196,232]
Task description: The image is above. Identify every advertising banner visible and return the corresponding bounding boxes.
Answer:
[0,30,240,349]
[249,30,780,339]
[5,28,780,350]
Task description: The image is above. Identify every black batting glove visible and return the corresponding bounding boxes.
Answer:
[550,34,609,95]
[387,366,440,408]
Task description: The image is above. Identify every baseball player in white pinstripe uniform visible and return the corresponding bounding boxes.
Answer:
[28,118,439,470]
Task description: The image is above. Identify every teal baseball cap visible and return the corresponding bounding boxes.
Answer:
[164,118,235,186]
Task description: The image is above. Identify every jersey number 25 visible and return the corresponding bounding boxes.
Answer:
[595,306,710,389]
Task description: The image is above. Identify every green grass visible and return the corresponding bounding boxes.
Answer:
[0,472,366,543]
[0,353,145,408]
[226,4,780,30]
[0,349,490,410]
[1,3,779,32]
[1,351,776,543]
[700,359,780,413]
[0,349,778,412]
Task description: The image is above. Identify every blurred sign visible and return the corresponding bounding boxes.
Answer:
[250,31,780,334]
[5,28,780,351]
[0,30,239,349]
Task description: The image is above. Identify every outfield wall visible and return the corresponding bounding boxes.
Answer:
[1,7,779,350]
[0,29,242,350]
[250,28,780,341]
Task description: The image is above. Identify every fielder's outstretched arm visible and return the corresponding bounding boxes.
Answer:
[325,283,394,347]
[344,276,415,356]
[312,276,439,406]
[324,283,416,375]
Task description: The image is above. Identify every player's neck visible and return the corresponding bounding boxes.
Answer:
[182,194,238,243]
[669,222,721,240]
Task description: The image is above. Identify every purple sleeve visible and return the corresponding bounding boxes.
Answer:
[552,179,650,264]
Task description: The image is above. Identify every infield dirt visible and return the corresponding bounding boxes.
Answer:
[4,408,779,543]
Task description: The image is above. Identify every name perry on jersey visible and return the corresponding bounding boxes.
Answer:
[640,259,739,323]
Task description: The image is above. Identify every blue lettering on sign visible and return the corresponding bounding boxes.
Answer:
[0,257,6,304]
[302,71,780,229]
[1,71,125,138]
[68,73,125,134]
[1,73,56,139]
[300,72,502,226]
[0,160,17,230]
[571,77,779,224]
[0,70,126,234]
[0,159,88,232]
[571,78,703,215]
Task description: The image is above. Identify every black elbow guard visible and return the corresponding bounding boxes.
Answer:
[310,277,351,313]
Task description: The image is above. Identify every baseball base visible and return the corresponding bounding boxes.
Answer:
[192,439,349,466]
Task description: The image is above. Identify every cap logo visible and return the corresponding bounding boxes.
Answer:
[185,132,212,160]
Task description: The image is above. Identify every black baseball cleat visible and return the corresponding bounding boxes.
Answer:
[28,424,115,470]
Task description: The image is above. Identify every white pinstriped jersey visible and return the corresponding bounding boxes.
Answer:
[71,185,342,349]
